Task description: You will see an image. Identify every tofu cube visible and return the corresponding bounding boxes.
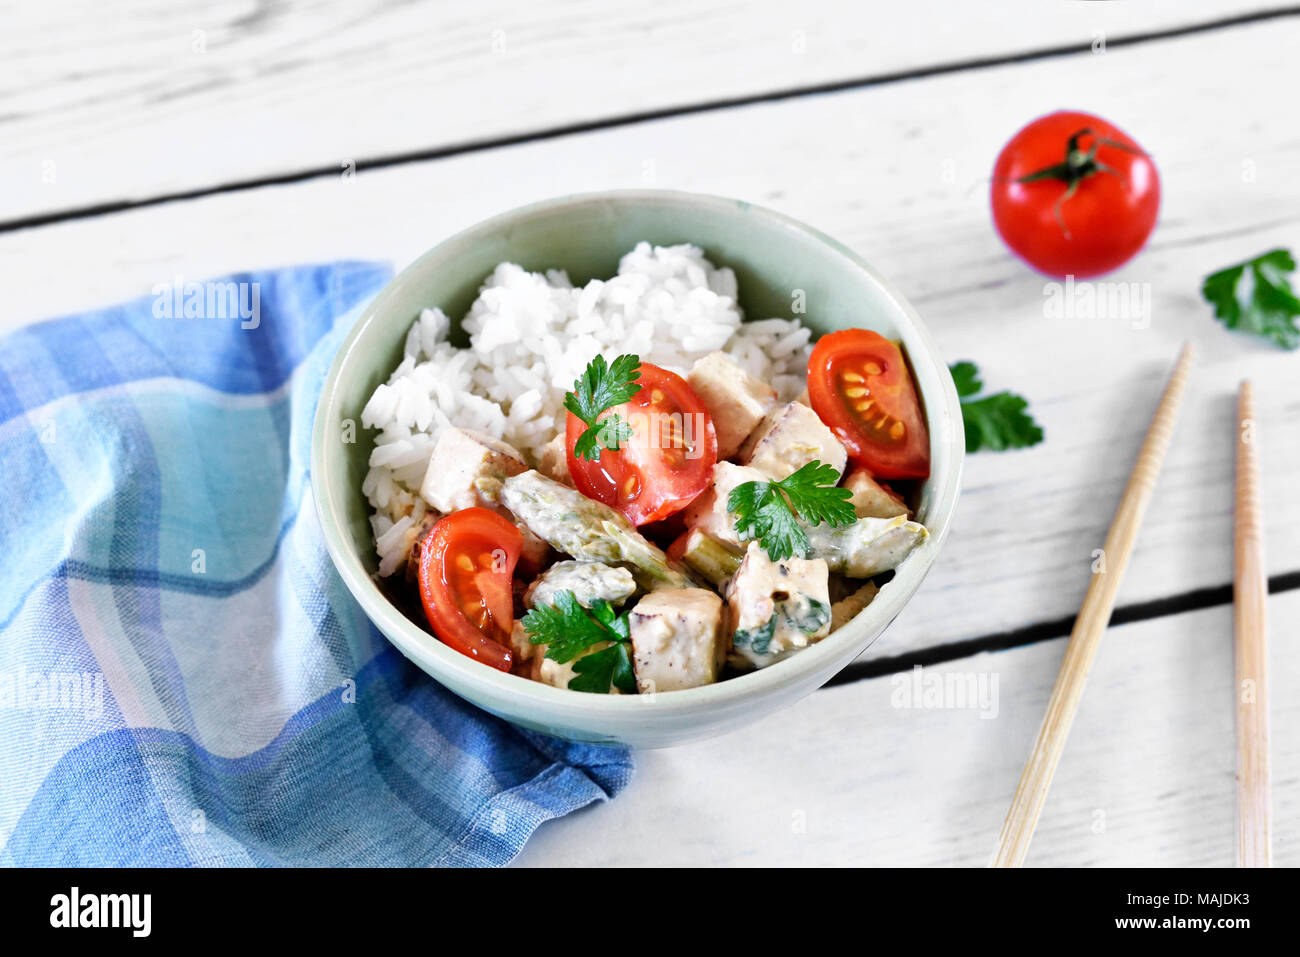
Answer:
[680,462,768,549]
[420,427,527,512]
[738,401,847,481]
[537,425,574,487]
[509,619,537,663]
[531,653,576,689]
[843,468,910,519]
[687,352,778,459]
[529,643,624,694]
[628,588,725,693]
[726,543,831,670]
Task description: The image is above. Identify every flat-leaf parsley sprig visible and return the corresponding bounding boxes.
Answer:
[727,460,855,562]
[1201,248,1300,350]
[521,590,635,694]
[564,354,642,461]
[950,361,1044,453]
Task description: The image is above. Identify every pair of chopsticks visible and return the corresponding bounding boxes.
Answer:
[990,344,1271,867]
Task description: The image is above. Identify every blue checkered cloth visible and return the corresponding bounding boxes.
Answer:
[0,262,632,866]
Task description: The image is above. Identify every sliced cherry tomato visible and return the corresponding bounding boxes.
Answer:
[566,362,717,526]
[417,507,521,672]
[807,329,930,480]
[991,110,1159,278]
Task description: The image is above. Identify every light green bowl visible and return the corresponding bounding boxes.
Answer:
[312,190,964,748]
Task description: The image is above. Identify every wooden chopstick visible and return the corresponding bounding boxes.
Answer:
[1234,380,1271,867]
[991,343,1196,868]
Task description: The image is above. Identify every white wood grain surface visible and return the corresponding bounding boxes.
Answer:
[517,591,1300,867]
[3,0,1292,221]
[5,17,1298,661]
[5,2,1297,866]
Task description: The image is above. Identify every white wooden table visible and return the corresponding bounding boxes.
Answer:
[6,1,1297,866]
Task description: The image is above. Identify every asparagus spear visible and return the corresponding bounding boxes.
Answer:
[670,528,743,588]
[803,515,929,578]
[501,470,695,589]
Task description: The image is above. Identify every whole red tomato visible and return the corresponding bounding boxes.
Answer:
[990,110,1159,278]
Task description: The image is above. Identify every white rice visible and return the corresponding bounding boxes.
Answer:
[361,242,814,576]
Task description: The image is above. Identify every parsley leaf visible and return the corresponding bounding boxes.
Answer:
[572,415,634,462]
[776,461,859,527]
[520,591,633,694]
[950,360,982,400]
[569,643,637,694]
[727,460,855,561]
[1201,248,1300,350]
[564,354,643,460]
[950,361,1044,453]
[588,598,630,641]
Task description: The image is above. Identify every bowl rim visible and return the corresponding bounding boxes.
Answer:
[311,188,964,719]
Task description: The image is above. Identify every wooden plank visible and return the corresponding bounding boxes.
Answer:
[992,344,1196,868]
[4,1,1294,221]
[3,20,1298,656]
[513,591,1300,866]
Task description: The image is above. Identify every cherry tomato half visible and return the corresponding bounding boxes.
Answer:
[807,329,930,480]
[566,362,717,526]
[991,110,1159,278]
[417,507,521,672]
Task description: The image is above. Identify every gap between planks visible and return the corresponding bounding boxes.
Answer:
[826,569,1300,688]
[4,5,1300,235]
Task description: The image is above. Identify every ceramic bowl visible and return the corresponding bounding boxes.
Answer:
[312,190,963,748]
